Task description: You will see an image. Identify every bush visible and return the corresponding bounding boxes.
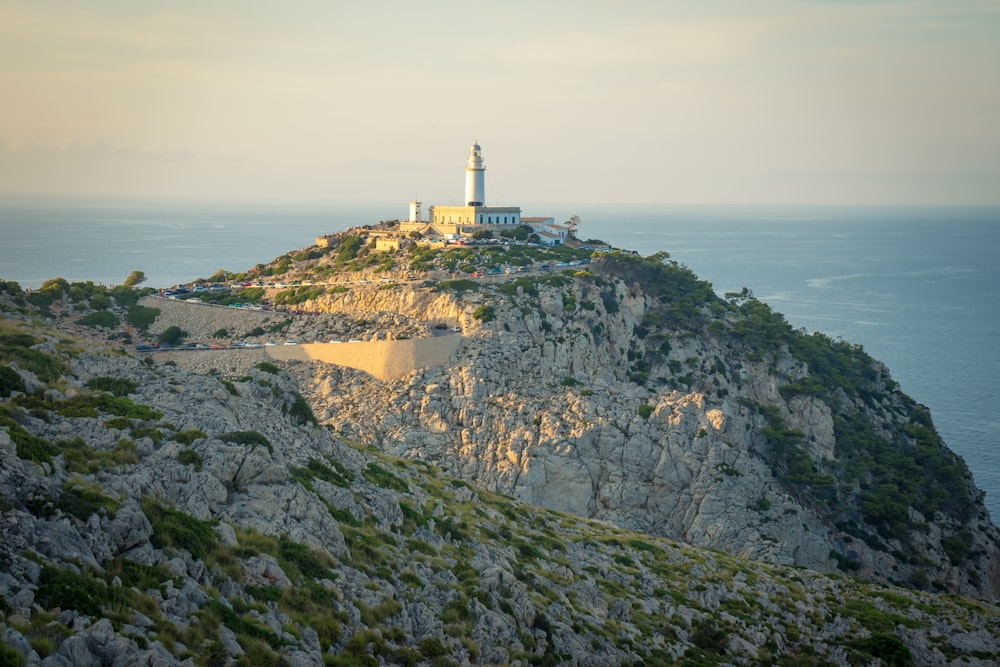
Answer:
[637,404,654,419]
[691,619,728,654]
[178,449,203,471]
[435,279,478,293]
[363,463,408,492]
[472,305,496,322]
[36,565,107,617]
[56,482,120,521]
[255,361,281,375]
[77,311,119,328]
[9,426,60,464]
[291,458,355,489]
[220,430,272,452]
[173,428,207,445]
[279,538,332,580]
[0,342,62,382]
[122,270,146,287]
[852,633,915,666]
[142,498,218,559]
[125,305,159,331]
[289,393,318,426]
[0,365,26,398]
[85,376,139,397]
[158,325,186,346]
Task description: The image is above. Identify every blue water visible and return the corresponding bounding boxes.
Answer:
[2,198,999,522]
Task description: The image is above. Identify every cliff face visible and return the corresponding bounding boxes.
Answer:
[4,280,1000,665]
[289,256,1000,600]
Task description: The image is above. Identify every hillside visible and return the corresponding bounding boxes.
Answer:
[1,232,1000,665]
[194,231,1000,601]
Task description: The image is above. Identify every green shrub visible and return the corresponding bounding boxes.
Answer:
[363,463,408,492]
[852,633,915,666]
[472,305,495,322]
[0,643,25,667]
[419,636,447,658]
[9,426,59,464]
[178,449,203,471]
[158,325,186,346]
[77,311,119,328]
[130,426,163,444]
[203,599,282,647]
[86,393,161,420]
[691,619,728,654]
[291,458,354,488]
[109,285,149,309]
[85,376,139,397]
[278,538,332,580]
[174,428,207,445]
[125,305,159,331]
[56,482,120,520]
[289,394,318,426]
[61,436,138,473]
[637,404,654,419]
[220,430,272,452]
[104,558,170,591]
[255,361,281,375]
[0,343,62,382]
[0,365,26,398]
[435,279,478,293]
[142,498,218,559]
[36,565,107,617]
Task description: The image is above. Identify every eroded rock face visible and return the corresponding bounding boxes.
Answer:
[5,285,1000,666]
[292,274,1000,600]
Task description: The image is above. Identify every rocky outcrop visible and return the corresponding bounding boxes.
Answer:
[5,258,1000,665]
[288,263,1000,601]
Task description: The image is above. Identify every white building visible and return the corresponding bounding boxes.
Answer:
[403,141,567,243]
[425,142,522,227]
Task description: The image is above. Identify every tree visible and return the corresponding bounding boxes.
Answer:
[126,305,160,331]
[122,270,146,287]
[207,268,230,283]
[565,214,581,237]
[158,325,187,346]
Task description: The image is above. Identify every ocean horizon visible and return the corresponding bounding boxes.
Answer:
[2,197,998,522]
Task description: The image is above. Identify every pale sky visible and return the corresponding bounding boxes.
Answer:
[1,1,998,206]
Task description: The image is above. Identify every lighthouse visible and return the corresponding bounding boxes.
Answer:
[422,141,524,229]
[464,141,485,206]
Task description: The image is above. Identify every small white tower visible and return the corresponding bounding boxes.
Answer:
[408,201,422,223]
[464,141,485,206]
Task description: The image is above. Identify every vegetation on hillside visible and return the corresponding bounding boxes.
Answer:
[2,261,1000,665]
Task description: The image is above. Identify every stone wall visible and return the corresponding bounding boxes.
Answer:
[267,335,462,382]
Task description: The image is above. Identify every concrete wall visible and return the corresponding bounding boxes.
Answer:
[266,334,463,382]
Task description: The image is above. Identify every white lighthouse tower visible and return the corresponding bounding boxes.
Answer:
[464,141,485,206]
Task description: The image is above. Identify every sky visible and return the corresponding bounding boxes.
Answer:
[1,1,998,206]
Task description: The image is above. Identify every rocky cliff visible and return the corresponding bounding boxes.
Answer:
[3,248,1000,665]
[273,250,1000,602]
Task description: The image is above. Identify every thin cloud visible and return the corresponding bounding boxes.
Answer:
[1,139,195,163]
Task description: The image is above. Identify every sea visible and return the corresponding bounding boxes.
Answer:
[2,198,999,522]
